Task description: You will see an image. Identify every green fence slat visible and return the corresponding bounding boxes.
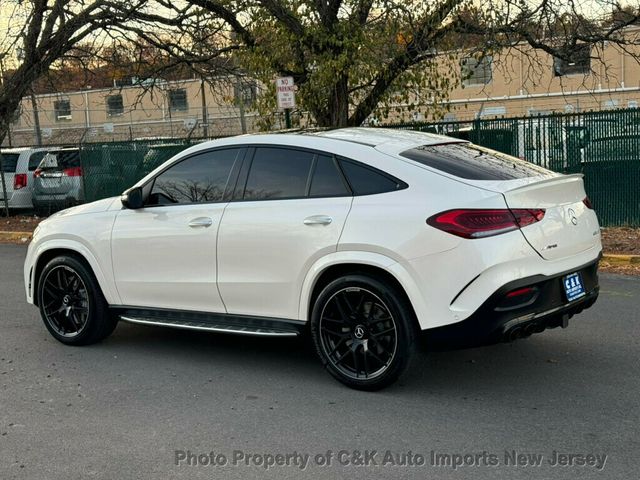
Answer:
[383,108,640,227]
[80,140,198,203]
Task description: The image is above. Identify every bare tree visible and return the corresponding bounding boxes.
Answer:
[0,0,166,214]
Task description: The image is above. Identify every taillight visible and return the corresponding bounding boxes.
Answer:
[13,174,27,190]
[426,208,545,239]
[583,196,593,209]
[63,167,83,177]
[33,169,42,178]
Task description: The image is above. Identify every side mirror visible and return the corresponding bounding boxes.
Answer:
[121,186,144,209]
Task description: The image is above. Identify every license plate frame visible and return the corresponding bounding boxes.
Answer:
[563,272,586,302]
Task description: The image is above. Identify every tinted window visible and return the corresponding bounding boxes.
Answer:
[339,159,406,195]
[149,149,239,205]
[244,148,314,200]
[400,143,552,180]
[38,150,81,170]
[310,155,349,197]
[0,153,19,172]
[28,152,47,171]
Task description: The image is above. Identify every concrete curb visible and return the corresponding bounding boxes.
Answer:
[601,254,640,265]
[0,231,32,243]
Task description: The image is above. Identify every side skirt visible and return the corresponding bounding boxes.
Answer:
[111,306,305,337]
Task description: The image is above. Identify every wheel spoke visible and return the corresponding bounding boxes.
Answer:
[362,347,370,378]
[352,348,360,378]
[369,336,392,359]
[326,337,348,358]
[333,347,352,366]
[41,266,89,337]
[371,326,395,337]
[333,294,351,321]
[44,284,61,298]
[366,343,388,366]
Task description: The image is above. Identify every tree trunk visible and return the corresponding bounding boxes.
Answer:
[314,73,350,128]
[329,74,349,127]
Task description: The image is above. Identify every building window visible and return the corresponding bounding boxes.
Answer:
[604,99,620,110]
[553,45,591,77]
[234,81,257,107]
[106,94,124,116]
[461,56,492,86]
[168,88,188,112]
[54,99,72,121]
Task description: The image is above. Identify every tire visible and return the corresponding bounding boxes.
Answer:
[37,255,118,345]
[310,274,417,390]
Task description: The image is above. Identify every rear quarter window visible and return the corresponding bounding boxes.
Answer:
[0,153,20,172]
[338,158,407,195]
[400,143,552,180]
[28,152,47,171]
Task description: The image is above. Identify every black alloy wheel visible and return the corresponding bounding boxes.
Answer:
[319,287,398,381]
[38,255,118,345]
[311,274,416,390]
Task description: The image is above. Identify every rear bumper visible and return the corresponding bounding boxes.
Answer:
[424,257,600,348]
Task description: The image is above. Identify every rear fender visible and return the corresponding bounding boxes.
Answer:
[298,251,429,325]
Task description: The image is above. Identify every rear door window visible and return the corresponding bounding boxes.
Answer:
[243,148,314,200]
[400,143,551,180]
[0,153,20,172]
[338,158,406,195]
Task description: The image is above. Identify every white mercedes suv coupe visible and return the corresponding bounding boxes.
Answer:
[24,128,601,390]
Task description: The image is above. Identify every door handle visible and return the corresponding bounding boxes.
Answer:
[303,215,333,226]
[188,217,213,228]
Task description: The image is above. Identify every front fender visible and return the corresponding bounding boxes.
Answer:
[25,235,120,306]
[297,251,429,327]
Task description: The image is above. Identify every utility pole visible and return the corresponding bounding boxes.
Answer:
[0,55,10,215]
[30,91,42,147]
[236,76,247,134]
[0,152,9,217]
[200,78,209,138]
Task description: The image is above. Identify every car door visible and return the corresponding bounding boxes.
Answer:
[217,146,353,320]
[111,147,243,312]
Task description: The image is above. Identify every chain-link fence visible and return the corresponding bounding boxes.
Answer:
[79,139,205,203]
[384,108,640,226]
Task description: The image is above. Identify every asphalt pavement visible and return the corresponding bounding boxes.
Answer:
[1,244,638,479]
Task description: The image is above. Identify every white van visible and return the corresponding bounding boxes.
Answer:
[0,148,50,210]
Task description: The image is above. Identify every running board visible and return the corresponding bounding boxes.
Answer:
[114,307,303,338]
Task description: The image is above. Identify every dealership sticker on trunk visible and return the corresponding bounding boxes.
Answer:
[563,272,586,302]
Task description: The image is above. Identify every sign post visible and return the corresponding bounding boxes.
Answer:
[276,76,296,129]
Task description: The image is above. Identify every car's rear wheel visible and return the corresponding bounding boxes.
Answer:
[38,255,117,345]
[310,274,416,390]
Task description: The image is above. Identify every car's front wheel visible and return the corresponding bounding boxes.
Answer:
[310,274,417,390]
[37,255,117,345]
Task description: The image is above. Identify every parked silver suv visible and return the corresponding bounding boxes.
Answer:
[32,148,83,215]
[0,148,49,210]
